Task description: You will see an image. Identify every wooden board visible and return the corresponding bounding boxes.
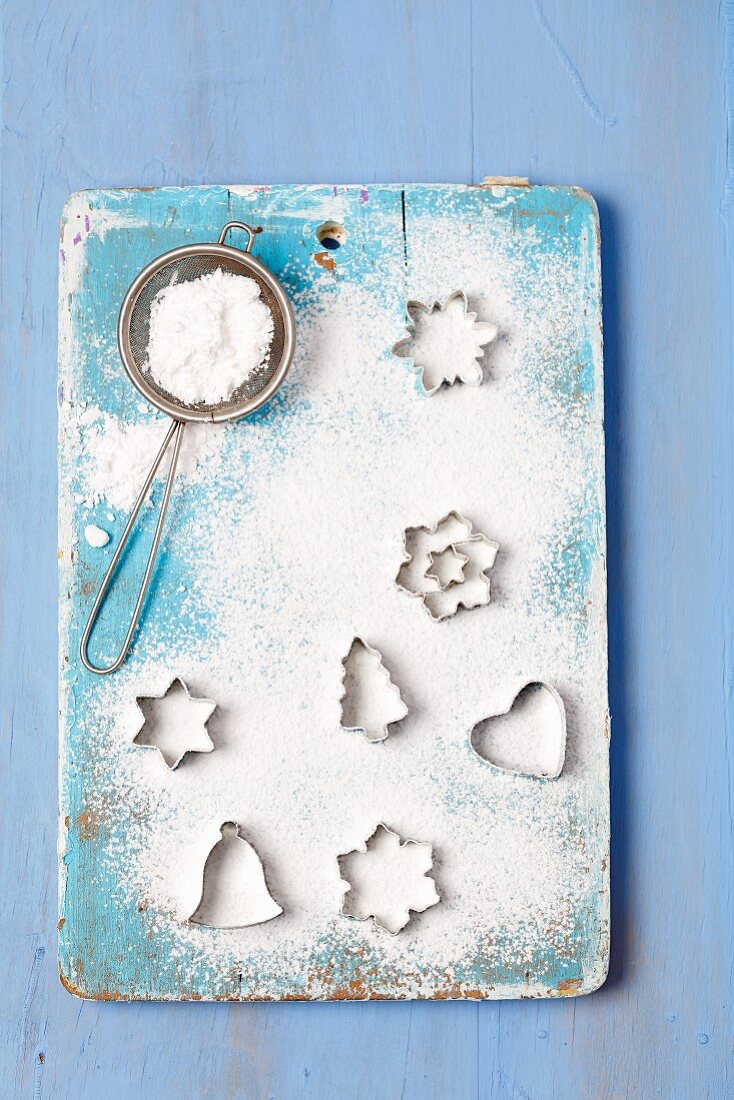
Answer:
[58,182,608,1001]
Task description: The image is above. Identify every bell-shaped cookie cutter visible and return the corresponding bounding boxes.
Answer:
[189,822,283,929]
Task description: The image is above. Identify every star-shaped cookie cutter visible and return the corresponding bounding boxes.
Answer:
[425,545,469,590]
[132,677,216,770]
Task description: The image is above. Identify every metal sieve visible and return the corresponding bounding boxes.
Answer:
[81,221,296,675]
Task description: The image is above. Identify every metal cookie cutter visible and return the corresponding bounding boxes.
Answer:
[80,221,296,675]
[396,510,499,621]
[392,290,498,395]
[337,823,441,935]
[470,682,567,780]
[189,822,283,929]
[132,677,215,770]
[339,637,408,743]
[425,545,469,589]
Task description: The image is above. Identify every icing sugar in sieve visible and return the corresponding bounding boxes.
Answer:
[80,222,296,675]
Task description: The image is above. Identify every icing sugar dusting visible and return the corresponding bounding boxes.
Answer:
[60,193,607,999]
[84,523,110,548]
[75,407,226,511]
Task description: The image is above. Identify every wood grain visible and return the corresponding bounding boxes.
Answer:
[1,0,731,1095]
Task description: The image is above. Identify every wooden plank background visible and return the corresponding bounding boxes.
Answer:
[1,0,731,1096]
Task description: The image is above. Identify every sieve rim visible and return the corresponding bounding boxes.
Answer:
[117,240,296,423]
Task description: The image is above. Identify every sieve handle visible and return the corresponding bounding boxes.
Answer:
[80,419,186,675]
[218,221,256,252]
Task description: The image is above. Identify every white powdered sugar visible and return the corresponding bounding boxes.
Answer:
[84,523,110,548]
[145,268,274,405]
[59,191,608,999]
[75,407,225,512]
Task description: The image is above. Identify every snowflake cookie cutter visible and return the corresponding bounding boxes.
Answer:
[470,681,567,780]
[132,677,216,770]
[339,637,408,743]
[189,821,283,929]
[396,510,499,622]
[392,290,498,396]
[337,823,441,935]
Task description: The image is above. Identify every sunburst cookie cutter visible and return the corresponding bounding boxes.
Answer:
[392,290,498,395]
[396,510,499,621]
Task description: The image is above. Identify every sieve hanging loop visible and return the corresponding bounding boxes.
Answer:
[80,222,296,674]
[217,221,256,251]
[80,419,185,675]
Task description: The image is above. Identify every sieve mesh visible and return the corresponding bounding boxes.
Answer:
[126,252,288,417]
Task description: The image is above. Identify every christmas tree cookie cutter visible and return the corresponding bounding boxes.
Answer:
[189,822,283,928]
[392,290,498,395]
[339,637,408,743]
[132,677,215,770]
[470,681,567,779]
[396,510,499,621]
[338,823,441,935]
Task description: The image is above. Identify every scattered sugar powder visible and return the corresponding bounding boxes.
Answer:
[145,268,274,405]
[60,196,608,999]
[76,407,227,511]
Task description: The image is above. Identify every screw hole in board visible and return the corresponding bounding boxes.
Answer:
[316,221,348,250]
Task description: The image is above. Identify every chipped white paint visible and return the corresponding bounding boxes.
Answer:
[58,183,608,1002]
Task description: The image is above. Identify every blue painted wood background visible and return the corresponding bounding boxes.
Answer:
[1,0,731,1095]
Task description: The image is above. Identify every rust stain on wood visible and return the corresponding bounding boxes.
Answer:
[75,807,102,841]
[313,250,337,270]
[557,977,583,996]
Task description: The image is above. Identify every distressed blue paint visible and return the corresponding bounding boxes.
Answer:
[64,186,410,673]
[1,1,731,1097]
[58,181,606,1002]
